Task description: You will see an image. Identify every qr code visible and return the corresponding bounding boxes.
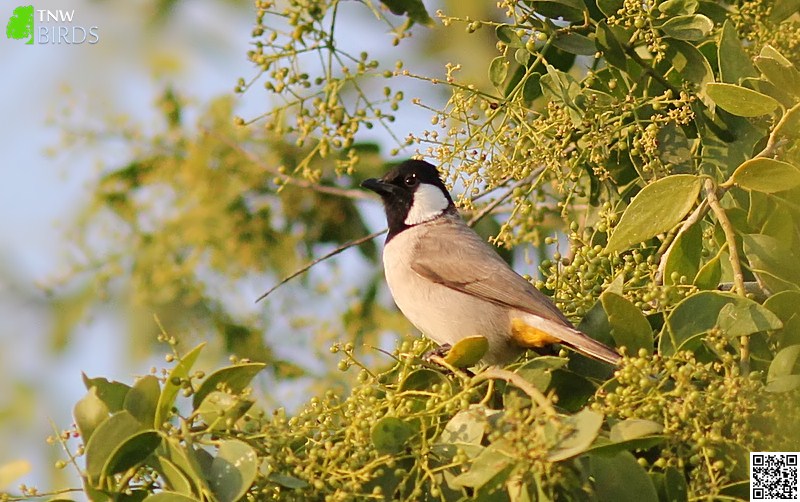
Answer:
[752,452,799,501]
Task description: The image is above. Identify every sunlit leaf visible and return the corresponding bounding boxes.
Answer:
[606,175,702,253]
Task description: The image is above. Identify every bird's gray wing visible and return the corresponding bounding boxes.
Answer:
[410,217,571,325]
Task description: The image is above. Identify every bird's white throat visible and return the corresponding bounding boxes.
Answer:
[405,184,449,226]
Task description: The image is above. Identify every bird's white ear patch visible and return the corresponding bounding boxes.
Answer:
[405,184,449,225]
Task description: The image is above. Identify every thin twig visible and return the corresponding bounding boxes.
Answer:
[473,367,557,417]
[704,178,749,373]
[255,229,387,303]
[467,170,543,227]
[212,129,371,201]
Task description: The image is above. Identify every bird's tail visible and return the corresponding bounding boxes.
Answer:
[513,313,622,366]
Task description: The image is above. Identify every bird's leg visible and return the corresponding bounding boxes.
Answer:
[422,343,452,362]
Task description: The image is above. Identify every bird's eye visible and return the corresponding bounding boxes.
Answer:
[403,173,418,187]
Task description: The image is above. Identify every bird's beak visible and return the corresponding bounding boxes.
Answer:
[360,178,395,196]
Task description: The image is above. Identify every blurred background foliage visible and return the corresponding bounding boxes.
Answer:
[2,0,800,499]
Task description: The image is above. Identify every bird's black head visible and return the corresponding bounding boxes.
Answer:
[361,159,455,241]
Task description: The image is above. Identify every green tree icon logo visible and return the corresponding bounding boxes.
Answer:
[6,5,35,45]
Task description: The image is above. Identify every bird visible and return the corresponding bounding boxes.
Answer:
[361,159,621,366]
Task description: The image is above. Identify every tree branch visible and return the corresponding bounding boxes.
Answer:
[255,229,387,303]
[704,178,749,373]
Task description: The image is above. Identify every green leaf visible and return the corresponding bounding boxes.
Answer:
[660,292,782,355]
[765,374,800,393]
[731,158,800,193]
[596,21,627,69]
[548,408,603,461]
[371,417,414,454]
[143,492,199,502]
[152,456,195,496]
[443,336,489,368]
[657,123,692,171]
[768,345,800,382]
[552,32,596,55]
[267,473,309,489]
[530,0,586,22]
[694,247,722,290]
[716,301,783,338]
[208,440,258,502]
[379,0,434,27]
[597,0,623,16]
[609,419,664,441]
[74,387,110,444]
[659,14,713,41]
[590,451,659,502]
[601,292,653,355]
[754,48,800,99]
[769,0,800,22]
[196,391,254,430]
[658,0,698,15]
[158,438,210,496]
[104,430,162,477]
[522,72,542,101]
[606,175,702,253]
[156,343,205,427]
[496,24,522,47]
[718,21,757,83]
[82,374,131,413]
[664,39,713,94]
[706,83,780,117]
[664,222,703,286]
[192,362,266,408]
[586,435,666,456]
[743,234,800,293]
[438,407,493,459]
[764,291,800,348]
[124,375,160,428]
[664,466,689,502]
[489,56,509,89]
[449,444,514,489]
[85,411,143,483]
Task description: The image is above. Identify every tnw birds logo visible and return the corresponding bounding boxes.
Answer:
[5,4,99,45]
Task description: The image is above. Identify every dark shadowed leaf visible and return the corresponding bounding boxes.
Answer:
[372,417,414,454]
[664,223,702,286]
[660,292,781,355]
[104,430,162,477]
[74,388,110,444]
[85,411,143,482]
[601,292,653,355]
[764,291,800,348]
[743,234,800,293]
[590,451,659,502]
[552,32,596,55]
[718,21,757,83]
[124,375,161,428]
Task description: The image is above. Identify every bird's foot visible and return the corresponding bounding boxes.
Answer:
[422,343,452,363]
